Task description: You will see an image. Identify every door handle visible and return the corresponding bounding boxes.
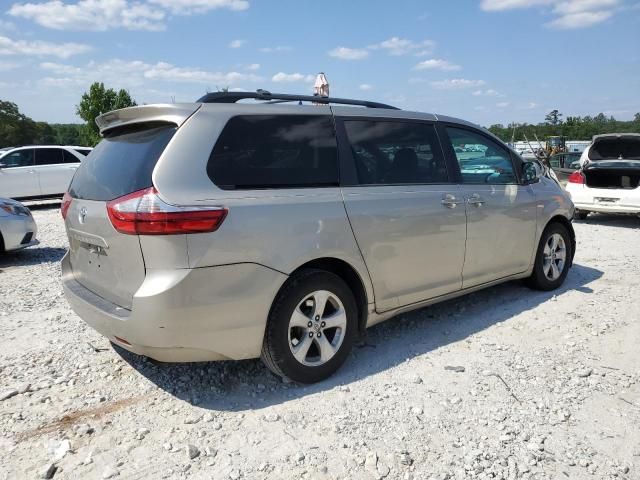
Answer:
[28,169,36,174]
[441,193,460,209]
[467,193,485,207]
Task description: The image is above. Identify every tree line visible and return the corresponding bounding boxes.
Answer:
[2,84,640,149]
[488,111,640,143]
[1,82,136,148]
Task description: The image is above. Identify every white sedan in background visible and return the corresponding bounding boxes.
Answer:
[565,133,640,219]
[0,198,38,252]
[0,145,89,200]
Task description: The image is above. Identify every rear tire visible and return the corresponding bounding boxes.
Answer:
[575,210,589,220]
[261,269,357,383]
[526,223,572,291]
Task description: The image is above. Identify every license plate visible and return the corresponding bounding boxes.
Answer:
[595,197,619,203]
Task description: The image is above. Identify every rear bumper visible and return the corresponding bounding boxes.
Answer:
[565,184,640,214]
[61,253,288,362]
[1,215,38,252]
[574,202,640,214]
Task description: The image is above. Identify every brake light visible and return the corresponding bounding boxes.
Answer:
[568,171,585,184]
[61,191,72,219]
[106,188,227,235]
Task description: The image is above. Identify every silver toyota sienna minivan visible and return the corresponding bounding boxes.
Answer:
[61,90,576,383]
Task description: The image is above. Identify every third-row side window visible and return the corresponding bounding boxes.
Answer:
[208,115,339,190]
[343,120,449,185]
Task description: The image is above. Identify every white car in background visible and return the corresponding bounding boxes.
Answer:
[0,145,90,200]
[0,197,38,252]
[566,133,640,219]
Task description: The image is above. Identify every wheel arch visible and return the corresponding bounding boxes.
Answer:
[544,215,576,266]
[287,257,370,336]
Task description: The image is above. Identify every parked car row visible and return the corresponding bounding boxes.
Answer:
[0,145,91,254]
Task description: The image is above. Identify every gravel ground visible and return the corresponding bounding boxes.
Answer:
[1,205,639,480]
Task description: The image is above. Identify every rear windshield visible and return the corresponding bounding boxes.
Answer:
[69,125,176,201]
[207,115,339,190]
[589,137,640,161]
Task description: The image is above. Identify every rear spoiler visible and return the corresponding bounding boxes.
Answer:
[95,104,201,136]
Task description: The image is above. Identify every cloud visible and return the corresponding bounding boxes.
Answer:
[480,0,553,11]
[0,35,91,58]
[359,84,373,91]
[259,45,292,53]
[369,37,435,56]
[525,101,539,108]
[496,101,510,107]
[8,0,166,31]
[0,60,20,71]
[228,39,246,48]
[368,37,435,56]
[8,0,249,31]
[413,58,461,71]
[39,59,262,89]
[547,9,613,27]
[328,46,369,60]
[148,0,249,14]
[245,63,260,71]
[430,78,486,89]
[271,72,315,83]
[472,88,503,97]
[146,62,261,84]
[480,0,620,29]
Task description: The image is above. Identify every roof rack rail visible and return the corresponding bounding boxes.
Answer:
[196,89,399,110]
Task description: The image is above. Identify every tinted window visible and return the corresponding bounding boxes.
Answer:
[0,149,34,168]
[73,148,92,156]
[208,115,338,190]
[445,127,517,184]
[63,150,81,163]
[69,125,176,201]
[35,148,64,166]
[343,120,448,185]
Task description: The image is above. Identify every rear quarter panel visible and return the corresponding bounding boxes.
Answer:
[152,104,375,304]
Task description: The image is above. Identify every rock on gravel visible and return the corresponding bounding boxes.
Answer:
[186,444,200,460]
[0,389,18,401]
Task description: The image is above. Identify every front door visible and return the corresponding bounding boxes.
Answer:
[338,118,466,312]
[0,149,38,198]
[441,126,538,288]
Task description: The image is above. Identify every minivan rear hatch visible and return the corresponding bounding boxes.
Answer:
[64,104,198,308]
[584,134,640,189]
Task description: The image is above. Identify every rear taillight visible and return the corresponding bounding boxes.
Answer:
[568,171,585,184]
[106,187,227,235]
[61,191,72,219]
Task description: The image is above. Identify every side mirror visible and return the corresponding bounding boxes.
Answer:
[0,163,6,169]
[522,161,543,185]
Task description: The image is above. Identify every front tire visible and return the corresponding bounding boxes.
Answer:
[261,269,357,383]
[526,223,572,291]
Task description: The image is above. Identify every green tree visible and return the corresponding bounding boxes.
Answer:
[0,100,38,147]
[544,109,563,126]
[76,82,137,146]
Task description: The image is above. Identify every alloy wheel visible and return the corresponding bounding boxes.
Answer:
[288,290,347,367]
